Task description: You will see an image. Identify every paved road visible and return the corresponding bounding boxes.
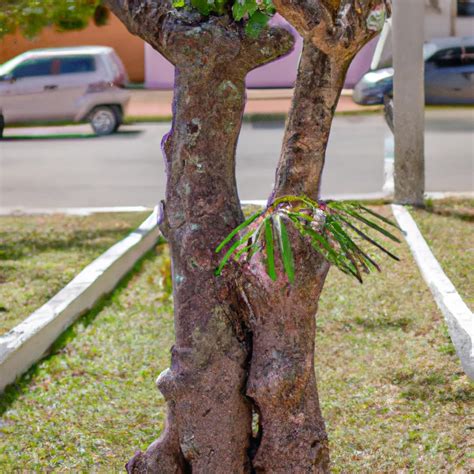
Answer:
[0,110,472,209]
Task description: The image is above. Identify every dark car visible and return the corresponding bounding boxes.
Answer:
[353,36,474,105]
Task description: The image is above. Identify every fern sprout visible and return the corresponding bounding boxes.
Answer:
[215,196,401,283]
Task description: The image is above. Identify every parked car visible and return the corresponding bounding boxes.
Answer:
[458,0,474,16]
[353,36,474,105]
[0,46,130,136]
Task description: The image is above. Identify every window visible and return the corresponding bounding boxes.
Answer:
[430,47,474,67]
[458,0,474,16]
[59,56,95,74]
[431,48,462,68]
[12,58,53,79]
[463,46,474,65]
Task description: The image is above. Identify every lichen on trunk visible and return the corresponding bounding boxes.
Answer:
[105,2,293,471]
[105,0,391,471]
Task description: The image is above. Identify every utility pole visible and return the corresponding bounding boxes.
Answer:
[392,0,425,206]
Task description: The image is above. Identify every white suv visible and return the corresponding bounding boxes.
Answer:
[0,46,131,136]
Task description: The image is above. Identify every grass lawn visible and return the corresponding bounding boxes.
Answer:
[411,198,473,310]
[0,212,150,335]
[0,207,472,471]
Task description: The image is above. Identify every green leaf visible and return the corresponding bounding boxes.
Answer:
[324,217,364,282]
[274,214,295,283]
[172,0,186,7]
[334,205,401,243]
[264,218,277,280]
[232,0,258,21]
[190,0,211,15]
[339,217,400,262]
[215,228,255,276]
[358,204,400,229]
[215,210,261,254]
[287,214,338,266]
[262,0,276,15]
[245,11,269,38]
[214,0,228,14]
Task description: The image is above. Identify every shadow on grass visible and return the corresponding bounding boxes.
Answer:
[353,315,412,330]
[0,227,140,260]
[0,246,159,416]
[423,200,474,223]
[391,368,474,403]
[1,130,142,141]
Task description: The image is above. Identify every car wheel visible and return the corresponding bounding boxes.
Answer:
[111,106,123,132]
[0,114,4,139]
[89,106,118,136]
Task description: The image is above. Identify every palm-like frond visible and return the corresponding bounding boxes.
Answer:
[215,196,401,283]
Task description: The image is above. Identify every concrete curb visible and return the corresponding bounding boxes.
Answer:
[0,206,152,216]
[1,192,472,217]
[0,208,160,393]
[391,204,474,380]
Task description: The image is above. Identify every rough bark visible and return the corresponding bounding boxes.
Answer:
[106,1,391,472]
[272,1,392,202]
[104,1,294,471]
[249,2,392,470]
[243,40,346,472]
[272,39,350,200]
[243,242,331,472]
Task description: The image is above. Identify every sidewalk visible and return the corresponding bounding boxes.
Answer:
[125,88,381,119]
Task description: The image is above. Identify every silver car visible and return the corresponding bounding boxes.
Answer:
[0,46,131,136]
[353,36,474,105]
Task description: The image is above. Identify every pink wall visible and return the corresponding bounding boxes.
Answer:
[144,16,378,89]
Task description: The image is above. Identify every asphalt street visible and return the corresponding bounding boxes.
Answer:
[0,109,472,209]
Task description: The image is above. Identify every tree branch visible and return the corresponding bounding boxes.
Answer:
[105,0,294,69]
[271,0,391,199]
[274,0,391,58]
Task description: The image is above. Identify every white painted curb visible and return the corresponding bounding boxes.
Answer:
[0,206,152,216]
[0,209,160,392]
[391,204,474,380]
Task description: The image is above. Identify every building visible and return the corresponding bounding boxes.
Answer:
[144,2,474,88]
[144,16,378,89]
[0,13,145,83]
[1,1,472,89]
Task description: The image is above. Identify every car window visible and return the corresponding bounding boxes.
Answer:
[59,56,96,74]
[430,47,474,68]
[461,46,474,65]
[12,58,53,79]
[431,48,464,68]
[458,0,474,16]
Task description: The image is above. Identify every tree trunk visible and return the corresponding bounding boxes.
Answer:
[104,7,293,471]
[243,245,330,472]
[106,1,390,472]
[241,40,350,473]
[272,39,350,201]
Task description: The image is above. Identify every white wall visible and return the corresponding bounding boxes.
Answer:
[425,0,453,38]
[456,16,474,36]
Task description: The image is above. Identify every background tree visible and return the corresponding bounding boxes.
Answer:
[0,0,107,39]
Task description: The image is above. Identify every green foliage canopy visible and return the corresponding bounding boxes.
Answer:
[173,0,276,37]
[0,0,104,39]
[0,0,275,40]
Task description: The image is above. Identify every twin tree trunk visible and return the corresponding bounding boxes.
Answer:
[106,1,386,471]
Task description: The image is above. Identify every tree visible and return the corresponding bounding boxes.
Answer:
[100,0,393,472]
[0,0,107,39]
[1,0,394,469]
